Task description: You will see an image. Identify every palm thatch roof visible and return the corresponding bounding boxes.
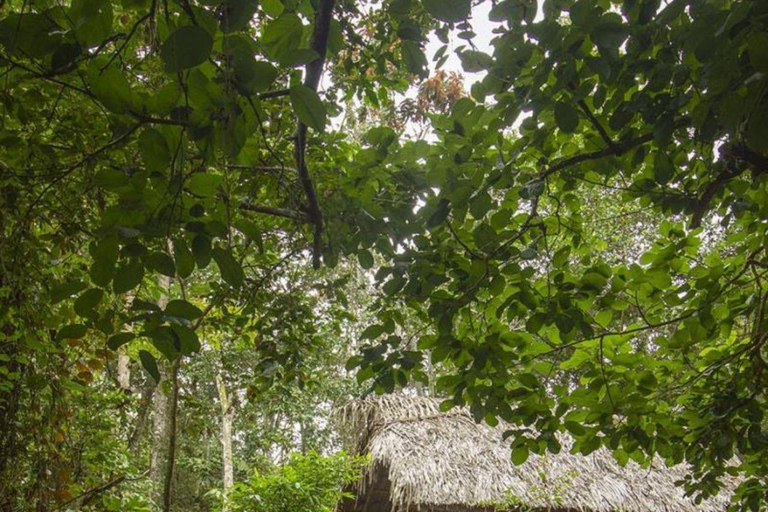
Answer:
[337,395,738,512]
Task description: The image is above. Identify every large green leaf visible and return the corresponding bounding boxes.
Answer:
[56,324,88,342]
[554,102,580,133]
[188,173,223,197]
[173,239,195,279]
[290,85,327,132]
[69,0,113,48]
[212,247,244,287]
[138,129,171,172]
[422,0,471,22]
[402,41,428,78]
[74,288,104,318]
[139,350,160,382]
[219,0,259,32]
[262,14,303,63]
[88,64,133,114]
[113,260,144,293]
[165,299,204,320]
[161,26,213,72]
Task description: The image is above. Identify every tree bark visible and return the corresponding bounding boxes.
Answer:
[216,372,234,507]
[162,359,180,512]
[150,276,171,508]
[117,353,131,390]
[150,362,170,507]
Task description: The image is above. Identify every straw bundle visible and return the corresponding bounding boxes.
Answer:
[338,395,738,512]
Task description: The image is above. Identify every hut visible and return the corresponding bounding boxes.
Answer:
[337,395,738,512]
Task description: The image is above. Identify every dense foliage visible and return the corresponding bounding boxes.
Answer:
[221,451,365,512]
[1,0,767,510]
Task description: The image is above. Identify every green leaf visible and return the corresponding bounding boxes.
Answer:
[188,173,223,197]
[554,102,579,133]
[56,324,88,342]
[592,20,629,51]
[219,0,259,32]
[358,250,374,270]
[52,280,88,304]
[234,59,278,94]
[147,327,178,359]
[360,324,385,340]
[511,444,530,465]
[94,169,130,190]
[165,299,203,320]
[402,40,428,78]
[519,373,539,389]
[139,350,160,382]
[653,151,674,185]
[70,0,113,48]
[74,288,104,318]
[263,14,303,63]
[88,64,132,114]
[161,26,213,73]
[192,234,212,269]
[748,33,768,72]
[113,260,144,294]
[439,399,455,412]
[422,0,471,22]
[212,247,244,287]
[173,239,195,279]
[595,309,613,328]
[107,332,136,350]
[0,13,59,58]
[427,199,450,228]
[138,128,171,172]
[290,85,327,132]
[147,252,176,277]
[171,323,201,355]
[382,276,406,296]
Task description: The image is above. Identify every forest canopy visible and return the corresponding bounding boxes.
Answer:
[1,0,767,510]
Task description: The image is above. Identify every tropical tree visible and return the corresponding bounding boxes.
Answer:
[1,0,767,510]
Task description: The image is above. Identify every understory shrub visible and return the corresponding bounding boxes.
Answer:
[223,451,366,512]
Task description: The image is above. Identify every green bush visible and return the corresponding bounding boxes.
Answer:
[223,451,367,512]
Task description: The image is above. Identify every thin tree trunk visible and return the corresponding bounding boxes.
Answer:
[150,362,170,507]
[216,372,234,506]
[150,276,171,507]
[162,359,180,512]
[117,354,131,390]
[128,380,156,454]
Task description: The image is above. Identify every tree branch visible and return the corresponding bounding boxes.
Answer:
[294,0,336,269]
[540,130,656,181]
[577,99,614,149]
[690,143,768,229]
[239,202,309,222]
[260,88,290,99]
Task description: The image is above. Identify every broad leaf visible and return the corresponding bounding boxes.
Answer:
[290,85,327,132]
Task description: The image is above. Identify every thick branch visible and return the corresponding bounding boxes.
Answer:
[294,0,336,269]
[540,130,656,181]
[690,143,768,229]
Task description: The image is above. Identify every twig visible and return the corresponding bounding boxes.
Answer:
[260,88,290,99]
[239,202,310,222]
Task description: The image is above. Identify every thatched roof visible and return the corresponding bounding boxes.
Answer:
[338,395,739,512]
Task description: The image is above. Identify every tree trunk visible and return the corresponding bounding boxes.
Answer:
[216,372,234,506]
[117,353,131,390]
[150,276,171,508]
[150,362,170,507]
[163,359,180,512]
